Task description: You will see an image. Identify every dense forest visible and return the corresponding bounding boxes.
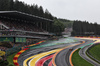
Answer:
[58,18,73,28]
[71,20,100,36]
[0,0,67,35]
[0,0,53,20]
[1,0,100,36]
[51,19,65,35]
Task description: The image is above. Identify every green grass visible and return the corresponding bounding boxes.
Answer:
[88,44,100,61]
[64,37,67,38]
[72,49,93,66]
[7,52,18,66]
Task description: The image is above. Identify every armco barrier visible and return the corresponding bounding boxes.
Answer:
[80,43,94,48]
[75,36,100,38]
[75,36,100,63]
[86,43,100,64]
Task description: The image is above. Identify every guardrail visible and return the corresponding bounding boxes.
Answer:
[0,30,55,35]
[0,35,47,39]
[86,43,100,63]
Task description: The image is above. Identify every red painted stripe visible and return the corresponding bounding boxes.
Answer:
[48,60,52,66]
[17,53,22,54]
[13,48,29,66]
[36,43,40,45]
[13,40,45,66]
[23,48,29,50]
[25,45,29,47]
[14,63,19,65]
[13,57,18,60]
[96,37,98,38]
[35,54,54,66]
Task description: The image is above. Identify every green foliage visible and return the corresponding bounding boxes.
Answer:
[58,18,73,28]
[0,0,55,33]
[88,44,100,61]
[51,19,65,35]
[7,52,17,66]
[72,20,100,36]
[0,0,53,20]
[0,0,73,34]
[8,64,14,66]
[72,49,93,66]
[64,37,67,38]
[0,0,9,10]
[71,30,76,36]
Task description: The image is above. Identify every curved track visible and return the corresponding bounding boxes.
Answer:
[18,38,81,66]
[53,40,94,66]
[79,45,100,66]
[17,37,99,66]
[35,54,54,66]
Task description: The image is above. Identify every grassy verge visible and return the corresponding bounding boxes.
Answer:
[88,44,100,61]
[7,52,18,66]
[64,37,67,38]
[72,49,93,66]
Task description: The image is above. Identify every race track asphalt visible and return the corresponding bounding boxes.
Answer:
[17,37,96,66]
[54,40,94,66]
[18,38,81,66]
[79,45,100,66]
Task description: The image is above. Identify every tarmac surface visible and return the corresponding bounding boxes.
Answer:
[79,45,100,66]
[18,37,80,66]
[54,40,94,66]
[17,37,95,66]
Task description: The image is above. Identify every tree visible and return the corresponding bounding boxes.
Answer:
[39,6,44,17]
[0,0,9,10]
[0,0,54,20]
[9,0,14,10]
[51,19,65,35]
[71,20,100,36]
